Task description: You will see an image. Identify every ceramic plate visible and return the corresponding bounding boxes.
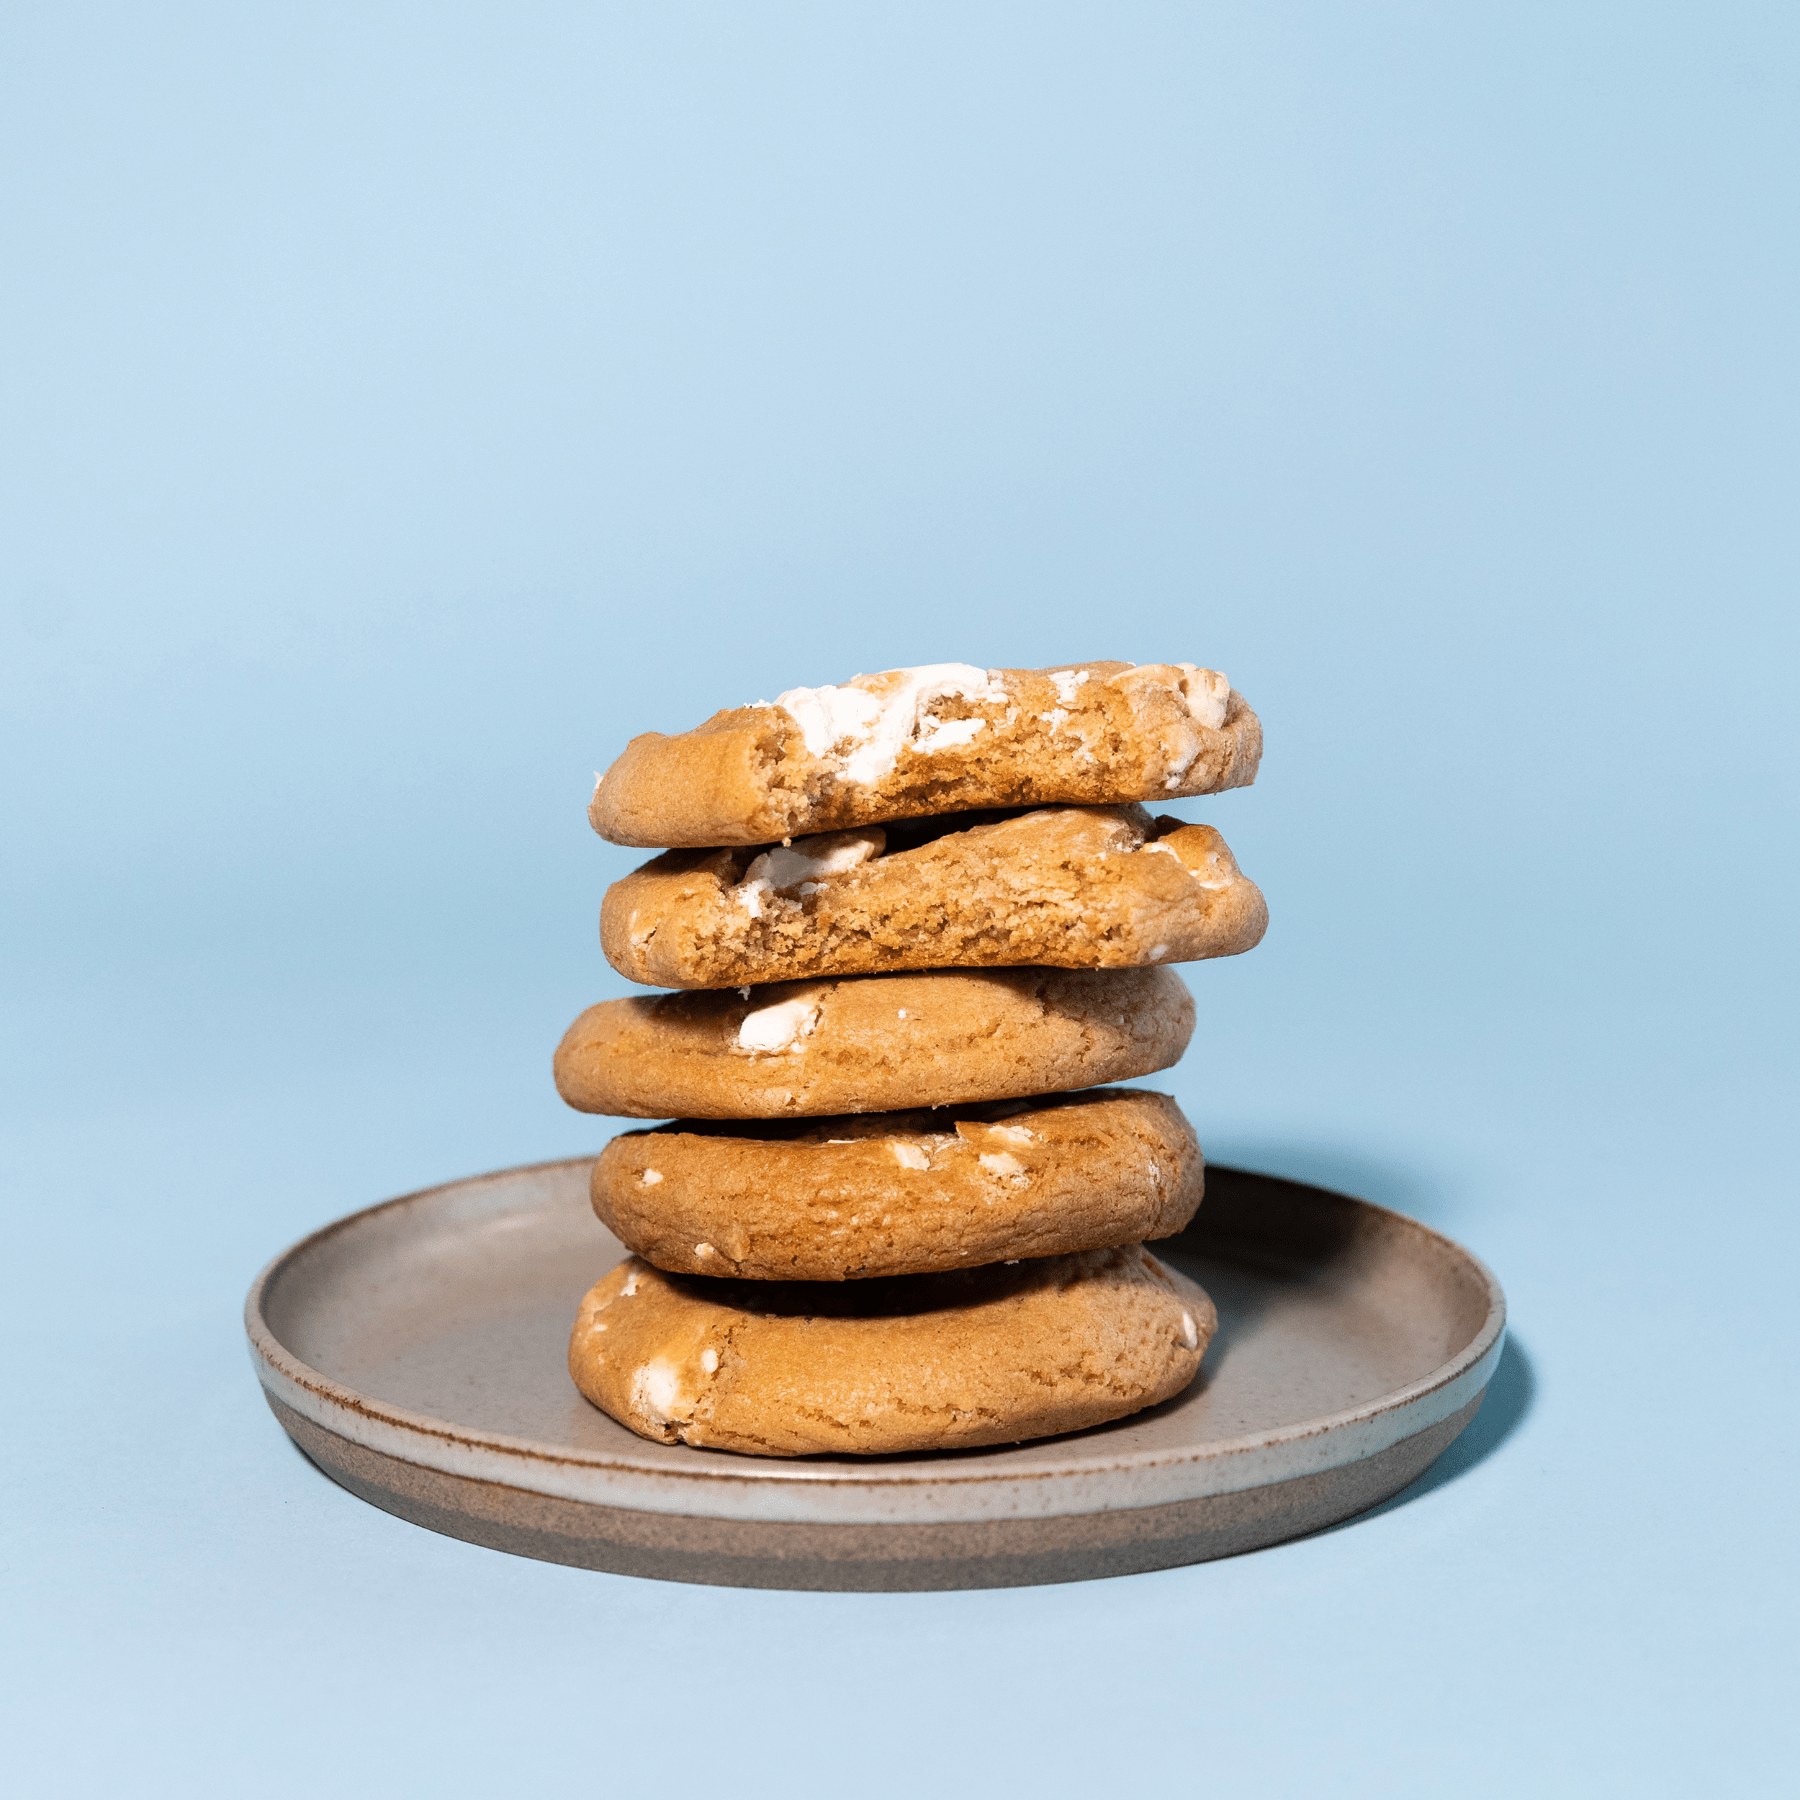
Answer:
[246,1158,1504,1590]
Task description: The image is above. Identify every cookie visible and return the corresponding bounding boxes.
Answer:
[600,804,1267,990]
[568,1245,1216,1456]
[553,965,1194,1119]
[590,661,1261,848]
[593,1088,1204,1281]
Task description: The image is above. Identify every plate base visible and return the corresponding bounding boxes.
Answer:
[269,1390,1482,1590]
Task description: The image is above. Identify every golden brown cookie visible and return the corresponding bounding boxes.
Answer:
[594,1088,1204,1280]
[553,965,1194,1119]
[568,1245,1216,1456]
[600,804,1267,990]
[591,660,1261,847]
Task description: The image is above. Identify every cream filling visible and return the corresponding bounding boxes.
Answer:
[1172,664,1230,732]
[1106,662,1232,785]
[765,664,1006,786]
[741,827,884,896]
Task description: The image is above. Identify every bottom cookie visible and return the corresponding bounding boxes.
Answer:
[568,1246,1216,1458]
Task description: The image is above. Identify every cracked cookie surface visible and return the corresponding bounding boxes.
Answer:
[594,1088,1204,1280]
[552,965,1195,1119]
[590,660,1261,848]
[568,1243,1216,1456]
[602,804,1267,990]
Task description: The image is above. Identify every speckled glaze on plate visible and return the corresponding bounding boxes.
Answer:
[245,1159,1504,1590]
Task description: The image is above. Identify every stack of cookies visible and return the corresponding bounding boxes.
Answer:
[553,661,1266,1458]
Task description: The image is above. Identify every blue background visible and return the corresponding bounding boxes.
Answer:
[4,4,1795,1793]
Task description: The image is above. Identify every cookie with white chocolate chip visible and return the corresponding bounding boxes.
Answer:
[590,661,1261,848]
[568,1244,1216,1457]
[600,803,1267,990]
[594,1088,1203,1281]
[552,965,1195,1119]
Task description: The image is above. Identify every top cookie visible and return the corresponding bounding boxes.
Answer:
[590,660,1262,847]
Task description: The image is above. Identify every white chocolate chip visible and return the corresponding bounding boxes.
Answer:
[630,1358,683,1424]
[736,992,824,1052]
[640,1169,663,1186]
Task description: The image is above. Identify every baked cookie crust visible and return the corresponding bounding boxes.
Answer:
[552,965,1195,1119]
[593,1088,1204,1281]
[568,1245,1217,1457]
[600,804,1267,990]
[590,661,1261,848]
